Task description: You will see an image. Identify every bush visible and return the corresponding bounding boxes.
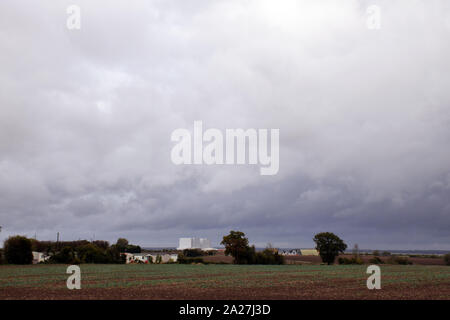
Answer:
[369,256,384,264]
[182,249,204,257]
[0,249,4,265]
[382,251,391,256]
[4,236,33,264]
[252,248,284,265]
[178,255,204,264]
[444,253,450,266]
[372,250,380,256]
[338,257,364,265]
[388,256,412,265]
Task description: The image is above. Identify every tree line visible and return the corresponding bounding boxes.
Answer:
[0,236,141,264]
[219,231,348,265]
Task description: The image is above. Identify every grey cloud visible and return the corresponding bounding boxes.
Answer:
[0,0,449,250]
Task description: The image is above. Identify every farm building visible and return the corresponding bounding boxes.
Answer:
[279,249,319,256]
[177,237,216,251]
[300,249,319,256]
[32,252,50,264]
[124,253,178,264]
[279,249,299,256]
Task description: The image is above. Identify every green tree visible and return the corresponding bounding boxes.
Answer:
[443,253,450,266]
[50,246,78,264]
[4,235,33,264]
[313,232,347,265]
[115,238,129,252]
[221,230,250,264]
[77,244,107,263]
[125,244,141,253]
[92,240,109,250]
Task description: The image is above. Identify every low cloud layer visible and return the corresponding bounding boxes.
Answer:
[1,0,449,249]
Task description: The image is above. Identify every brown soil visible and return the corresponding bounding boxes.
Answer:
[1,281,448,300]
[284,254,446,265]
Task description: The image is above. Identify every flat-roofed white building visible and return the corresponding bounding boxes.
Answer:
[177,237,215,251]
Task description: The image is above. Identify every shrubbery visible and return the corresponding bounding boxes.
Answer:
[178,255,204,264]
[38,238,130,264]
[245,247,284,265]
[221,231,285,265]
[48,243,125,264]
[369,256,384,264]
[338,256,364,265]
[388,256,412,265]
[182,249,204,257]
[50,246,79,264]
[444,253,450,266]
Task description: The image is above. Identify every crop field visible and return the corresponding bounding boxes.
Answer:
[0,264,449,299]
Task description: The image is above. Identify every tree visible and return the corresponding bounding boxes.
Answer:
[444,253,450,266]
[352,244,359,258]
[313,232,347,265]
[92,240,109,250]
[221,231,250,264]
[115,238,129,252]
[4,235,33,264]
[125,244,141,253]
[50,246,78,264]
[77,243,107,263]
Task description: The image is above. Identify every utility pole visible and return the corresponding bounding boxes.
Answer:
[57,232,59,243]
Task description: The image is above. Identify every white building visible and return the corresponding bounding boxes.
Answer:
[124,253,178,264]
[177,237,216,251]
[32,251,50,264]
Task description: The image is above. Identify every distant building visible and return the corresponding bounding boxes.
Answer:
[279,249,299,256]
[124,253,178,264]
[279,249,319,256]
[32,252,50,264]
[300,249,319,256]
[177,238,216,251]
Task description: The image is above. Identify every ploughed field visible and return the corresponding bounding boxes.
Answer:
[0,264,449,299]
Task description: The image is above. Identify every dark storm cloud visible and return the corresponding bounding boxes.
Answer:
[0,0,449,249]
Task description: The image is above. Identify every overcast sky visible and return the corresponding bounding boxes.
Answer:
[0,0,449,250]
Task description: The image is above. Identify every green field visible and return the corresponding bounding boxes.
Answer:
[0,264,449,299]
